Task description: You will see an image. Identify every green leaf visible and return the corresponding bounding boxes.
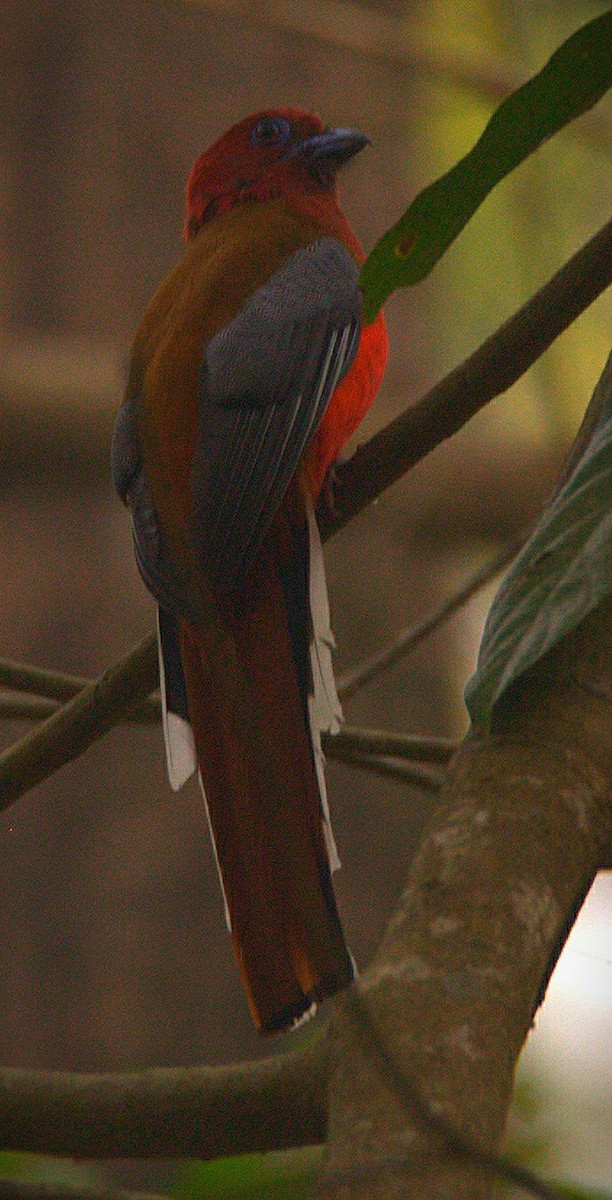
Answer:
[359,11,612,321]
[172,1146,323,1200]
[465,375,612,728]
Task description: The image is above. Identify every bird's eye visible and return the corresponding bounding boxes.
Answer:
[250,117,291,148]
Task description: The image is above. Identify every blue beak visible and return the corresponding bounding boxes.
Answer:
[287,127,370,172]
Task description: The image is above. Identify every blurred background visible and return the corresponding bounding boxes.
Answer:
[0,0,610,1190]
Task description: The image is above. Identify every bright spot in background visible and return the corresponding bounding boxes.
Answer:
[525,873,611,1080]
[516,872,612,1187]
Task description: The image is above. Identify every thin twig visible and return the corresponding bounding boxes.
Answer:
[0,679,454,766]
[323,726,450,791]
[324,745,443,792]
[0,659,92,701]
[0,684,447,789]
[338,532,526,702]
[0,692,161,726]
[182,0,522,98]
[326,727,456,764]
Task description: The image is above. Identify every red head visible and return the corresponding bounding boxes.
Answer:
[185,107,369,240]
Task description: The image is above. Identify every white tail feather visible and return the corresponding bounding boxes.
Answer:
[307,503,343,873]
[157,613,197,792]
[198,770,233,932]
[289,999,317,1031]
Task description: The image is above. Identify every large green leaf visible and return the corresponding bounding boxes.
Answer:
[359,11,612,321]
[465,366,612,728]
[172,1146,322,1200]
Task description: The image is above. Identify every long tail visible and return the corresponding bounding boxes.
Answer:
[161,508,353,1033]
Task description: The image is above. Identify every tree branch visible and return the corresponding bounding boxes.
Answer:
[318,993,564,1200]
[0,636,158,809]
[323,727,452,790]
[323,748,443,792]
[337,532,526,702]
[319,596,611,1198]
[327,728,456,765]
[0,1039,327,1158]
[0,658,160,721]
[322,216,612,537]
[0,677,456,770]
[0,693,59,720]
[0,673,451,788]
[0,659,91,701]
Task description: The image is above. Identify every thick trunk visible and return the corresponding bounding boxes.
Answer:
[320,598,611,1198]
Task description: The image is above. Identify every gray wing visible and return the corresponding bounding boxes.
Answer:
[111,394,188,613]
[190,236,362,595]
[111,394,141,502]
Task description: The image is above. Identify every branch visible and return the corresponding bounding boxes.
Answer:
[0,677,455,769]
[0,658,160,721]
[181,0,521,98]
[319,993,564,1200]
[0,636,158,809]
[323,748,443,792]
[0,1039,327,1158]
[326,728,456,764]
[0,659,91,701]
[0,673,450,788]
[0,694,58,720]
[337,532,526,702]
[323,216,612,537]
[319,596,612,1199]
[323,727,453,790]
[0,673,453,764]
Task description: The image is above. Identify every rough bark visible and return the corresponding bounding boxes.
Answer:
[319,598,611,1198]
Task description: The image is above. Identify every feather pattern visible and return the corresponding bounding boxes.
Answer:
[178,538,355,1033]
[190,238,362,596]
[157,607,197,791]
[306,501,343,873]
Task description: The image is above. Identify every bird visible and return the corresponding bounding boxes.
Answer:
[112,107,388,1033]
